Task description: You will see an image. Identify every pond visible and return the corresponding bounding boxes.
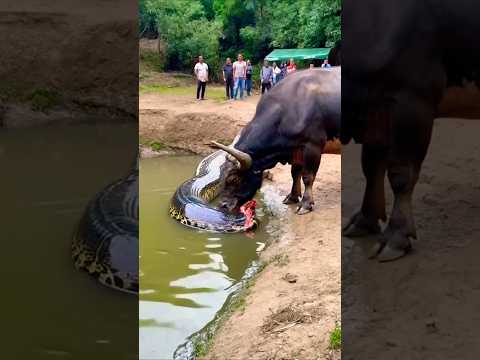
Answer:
[139,156,269,360]
[0,124,138,358]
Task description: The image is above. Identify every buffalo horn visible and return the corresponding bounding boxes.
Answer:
[210,141,252,170]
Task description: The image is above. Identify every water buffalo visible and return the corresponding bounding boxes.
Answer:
[342,0,480,261]
[210,67,340,215]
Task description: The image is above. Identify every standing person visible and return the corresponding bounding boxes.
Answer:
[321,59,332,68]
[287,58,297,75]
[222,57,234,99]
[280,62,287,81]
[194,55,208,100]
[309,63,315,69]
[260,60,273,94]
[245,60,253,96]
[233,53,247,100]
[272,62,281,85]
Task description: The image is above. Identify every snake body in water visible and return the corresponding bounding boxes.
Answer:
[169,148,257,232]
[72,157,139,294]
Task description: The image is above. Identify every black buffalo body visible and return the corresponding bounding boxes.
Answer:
[342,0,480,261]
[212,67,340,215]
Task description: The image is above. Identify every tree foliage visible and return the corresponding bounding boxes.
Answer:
[140,0,340,78]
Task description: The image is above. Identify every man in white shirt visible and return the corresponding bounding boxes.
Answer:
[232,53,247,100]
[321,59,332,68]
[194,55,209,100]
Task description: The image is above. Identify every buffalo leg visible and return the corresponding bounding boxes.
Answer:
[343,144,387,236]
[376,97,434,262]
[283,163,303,204]
[297,144,322,215]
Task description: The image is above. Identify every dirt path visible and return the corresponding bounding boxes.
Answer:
[140,88,341,360]
[342,118,480,359]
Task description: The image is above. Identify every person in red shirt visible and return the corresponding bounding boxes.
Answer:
[286,58,297,75]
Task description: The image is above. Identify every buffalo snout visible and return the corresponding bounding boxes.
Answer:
[218,198,239,213]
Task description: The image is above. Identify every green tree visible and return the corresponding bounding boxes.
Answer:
[145,0,222,77]
[140,0,341,77]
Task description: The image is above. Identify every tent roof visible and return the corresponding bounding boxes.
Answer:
[265,48,331,62]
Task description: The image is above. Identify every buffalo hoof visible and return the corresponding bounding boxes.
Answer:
[343,211,381,237]
[369,236,413,262]
[296,202,313,215]
[377,243,411,262]
[283,194,300,204]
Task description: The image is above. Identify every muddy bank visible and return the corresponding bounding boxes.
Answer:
[0,1,137,127]
[140,93,258,155]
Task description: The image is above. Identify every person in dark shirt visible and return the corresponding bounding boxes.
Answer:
[245,60,253,96]
[260,60,273,94]
[280,62,287,80]
[222,57,234,99]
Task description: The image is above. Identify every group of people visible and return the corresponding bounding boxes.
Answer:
[223,55,299,99]
[193,54,332,100]
[221,54,253,100]
[258,58,299,94]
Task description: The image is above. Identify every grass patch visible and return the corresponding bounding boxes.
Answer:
[139,137,168,151]
[329,322,341,350]
[149,141,166,151]
[139,83,226,101]
[0,84,62,111]
[28,88,61,112]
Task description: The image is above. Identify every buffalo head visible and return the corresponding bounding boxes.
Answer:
[210,141,263,212]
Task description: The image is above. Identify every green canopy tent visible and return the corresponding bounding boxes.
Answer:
[264,48,331,62]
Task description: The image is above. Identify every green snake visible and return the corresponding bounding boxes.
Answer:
[169,148,257,232]
[72,157,139,294]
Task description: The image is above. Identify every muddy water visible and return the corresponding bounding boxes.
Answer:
[0,124,138,358]
[140,156,268,360]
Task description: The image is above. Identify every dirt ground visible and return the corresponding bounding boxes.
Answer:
[342,118,480,360]
[203,157,340,360]
[140,86,341,360]
[140,91,258,155]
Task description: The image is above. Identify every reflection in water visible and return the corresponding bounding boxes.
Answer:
[0,125,138,359]
[140,156,267,360]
